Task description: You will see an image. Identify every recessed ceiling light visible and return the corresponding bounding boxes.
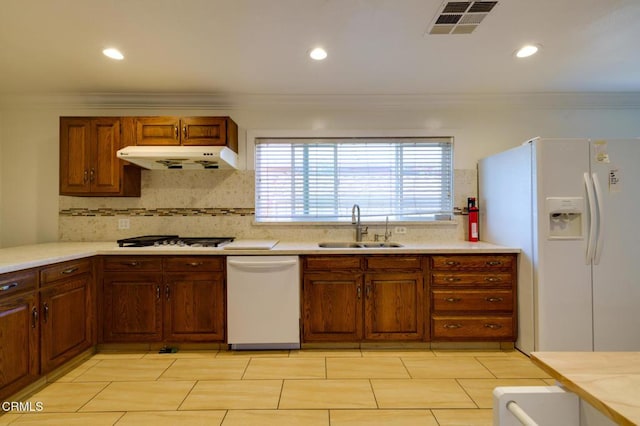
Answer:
[515,44,539,58]
[103,48,124,60]
[309,47,327,61]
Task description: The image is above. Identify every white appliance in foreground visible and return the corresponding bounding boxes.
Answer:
[479,137,640,354]
[226,256,300,350]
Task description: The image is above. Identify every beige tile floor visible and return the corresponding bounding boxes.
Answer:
[1,348,551,425]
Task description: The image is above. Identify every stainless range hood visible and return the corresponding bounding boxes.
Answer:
[117,145,238,170]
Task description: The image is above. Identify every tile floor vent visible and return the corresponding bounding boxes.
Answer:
[427,1,498,35]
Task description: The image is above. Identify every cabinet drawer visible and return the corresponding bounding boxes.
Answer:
[432,316,513,340]
[304,256,362,271]
[431,255,514,270]
[40,259,91,286]
[432,272,512,286]
[432,290,513,312]
[0,269,37,298]
[163,256,224,272]
[103,256,162,271]
[365,256,422,270]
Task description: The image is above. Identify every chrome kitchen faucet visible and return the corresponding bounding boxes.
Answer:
[351,204,368,242]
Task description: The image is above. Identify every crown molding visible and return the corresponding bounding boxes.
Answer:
[1,92,640,110]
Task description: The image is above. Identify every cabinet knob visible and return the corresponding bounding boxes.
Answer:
[443,323,462,329]
[43,303,49,323]
[32,307,38,328]
[0,282,19,292]
[89,168,95,182]
[484,323,502,330]
[83,170,89,183]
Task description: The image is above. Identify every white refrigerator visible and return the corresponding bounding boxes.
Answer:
[479,137,640,354]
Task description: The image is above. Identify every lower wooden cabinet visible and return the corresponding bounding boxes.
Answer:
[429,254,517,342]
[39,259,94,374]
[1,260,94,399]
[102,271,163,342]
[302,271,363,341]
[101,256,225,343]
[364,272,424,340]
[0,291,39,400]
[302,255,425,342]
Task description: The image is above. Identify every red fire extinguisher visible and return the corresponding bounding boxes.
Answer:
[468,197,479,242]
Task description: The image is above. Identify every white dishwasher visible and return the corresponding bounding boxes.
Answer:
[226,256,300,350]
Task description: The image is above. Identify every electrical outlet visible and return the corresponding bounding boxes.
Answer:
[394,226,407,234]
[118,218,130,230]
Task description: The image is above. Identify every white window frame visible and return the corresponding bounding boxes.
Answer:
[247,129,456,225]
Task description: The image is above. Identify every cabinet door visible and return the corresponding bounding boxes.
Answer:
[102,272,163,342]
[135,117,181,145]
[163,272,225,342]
[181,117,227,146]
[0,293,39,400]
[364,272,424,340]
[40,275,92,373]
[302,272,363,342]
[60,118,92,194]
[90,118,121,194]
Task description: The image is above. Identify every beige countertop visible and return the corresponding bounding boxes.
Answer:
[531,352,640,426]
[0,240,519,274]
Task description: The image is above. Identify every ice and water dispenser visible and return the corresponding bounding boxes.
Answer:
[545,197,584,239]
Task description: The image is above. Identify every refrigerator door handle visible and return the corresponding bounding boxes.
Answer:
[592,172,605,265]
[584,172,597,264]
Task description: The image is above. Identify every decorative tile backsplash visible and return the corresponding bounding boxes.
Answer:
[58,169,476,242]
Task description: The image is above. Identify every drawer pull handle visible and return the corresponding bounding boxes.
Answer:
[0,282,19,291]
[174,125,179,140]
[484,323,502,330]
[486,261,503,266]
[43,303,49,323]
[156,285,161,299]
[183,125,188,139]
[446,277,461,282]
[187,262,203,267]
[484,277,501,283]
[485,297,504,303]
[444,323,462,329]
[125,261,140,267]
[445,261,460,266]
[32,307,38,328]
[61,267,79,275]
[444,297,462,303]
[165,285,171,300]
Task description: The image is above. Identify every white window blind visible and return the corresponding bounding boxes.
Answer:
[255,137,453,222]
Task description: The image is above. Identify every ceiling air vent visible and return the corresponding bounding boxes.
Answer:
[427,1,498,35]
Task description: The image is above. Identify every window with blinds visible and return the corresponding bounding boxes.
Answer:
[254,137,453,223]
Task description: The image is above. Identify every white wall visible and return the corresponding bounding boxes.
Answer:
[1,93,639,248]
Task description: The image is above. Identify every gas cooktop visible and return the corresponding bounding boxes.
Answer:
[117,235,234,248]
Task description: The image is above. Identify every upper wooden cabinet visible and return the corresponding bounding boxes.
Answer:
[135,116,238,152]
[59,117,141,197]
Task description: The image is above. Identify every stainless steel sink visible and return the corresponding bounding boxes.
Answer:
[317,242,403,248]
[360,242,403,248]
[317,242,363,248]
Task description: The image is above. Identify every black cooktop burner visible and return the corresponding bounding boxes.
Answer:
[117,235,234,248]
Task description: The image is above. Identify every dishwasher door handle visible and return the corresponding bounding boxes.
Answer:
[227,259,298,272]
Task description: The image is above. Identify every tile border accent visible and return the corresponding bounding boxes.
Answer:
[59,208,255,217]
